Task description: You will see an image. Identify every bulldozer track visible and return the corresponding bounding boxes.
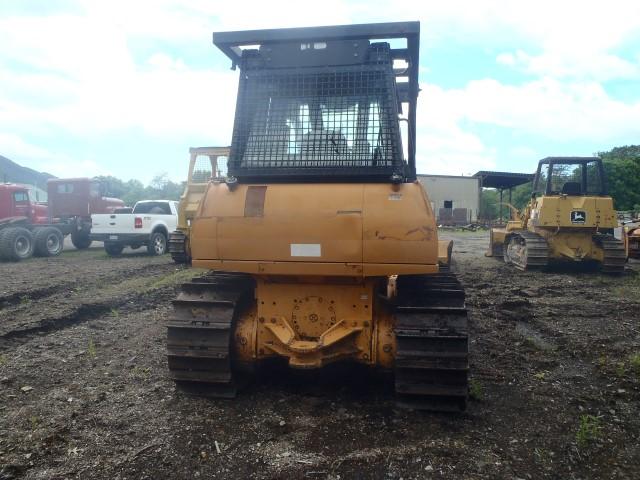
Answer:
[166,272,254,397]
[168,230,189,264]
[505,231,549,271]
[593,233,626,274]
[394,273,469,412]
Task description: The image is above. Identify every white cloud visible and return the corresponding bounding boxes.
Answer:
[415,84,496,175]
[458,78,640,141]
[0,132,112,178]
[0,0,639,179]
[496,49,640,81]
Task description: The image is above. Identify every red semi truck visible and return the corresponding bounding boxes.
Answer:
[0,179,124,261]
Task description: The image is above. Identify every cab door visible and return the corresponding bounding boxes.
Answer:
[12,190,31,219]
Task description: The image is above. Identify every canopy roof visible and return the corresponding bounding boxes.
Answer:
[473,170,534,189]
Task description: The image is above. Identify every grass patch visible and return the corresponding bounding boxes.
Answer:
[611,273,640,298]
[29,415,40,430]
[469,379,483,401]
[597,355,607,369]
[87,338,97,359]
[533,371,547,380]
[146,268,207,291]
[131,366,151,379]
[629,353,640,376]
[533,447,550,464]
[576,414,601,448]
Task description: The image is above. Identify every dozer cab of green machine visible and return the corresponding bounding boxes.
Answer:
[488,157,625,273]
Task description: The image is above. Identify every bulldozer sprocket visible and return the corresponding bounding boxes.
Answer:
[166,273,254,397]
[593,233,626,274]
[504,231,549,271]
[394,273,469,412]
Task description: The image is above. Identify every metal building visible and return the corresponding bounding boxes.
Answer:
[417,174,480,224]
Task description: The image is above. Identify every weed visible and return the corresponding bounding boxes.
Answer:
[533,447,550,464]
[629,353,640,376]
[469,379,483,401]
[29,415,40,430]
[0,354,6,366]
[110,308,119,318]
[20,296,31,306]
[131,366,151,379]
[597,355,607,369]
[87,339,97,359]
[615,361,626,378]
[576,414,601,448]
[533,371,546,380]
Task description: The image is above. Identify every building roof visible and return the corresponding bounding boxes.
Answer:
[473,170,534,189]
[417,173,479,181]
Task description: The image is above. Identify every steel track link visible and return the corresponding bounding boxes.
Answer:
[593,233,626,274]
[505,231,549,271]
[394,273,469,412]
[166,272,254,397]
[168,230,189,264]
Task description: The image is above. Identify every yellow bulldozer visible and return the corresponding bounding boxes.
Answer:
[169,146,230,264]
[487,157,626,273]
[165,22,469,411]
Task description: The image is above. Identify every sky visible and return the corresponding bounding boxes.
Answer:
[1,0,639,184]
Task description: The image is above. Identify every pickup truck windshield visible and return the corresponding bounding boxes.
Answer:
[132,202,172,215]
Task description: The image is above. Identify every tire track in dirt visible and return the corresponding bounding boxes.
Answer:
[0,263,190,347]
[0,286,176,349]
[0,261,172,307]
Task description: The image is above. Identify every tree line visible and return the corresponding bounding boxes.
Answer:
[95,173,184,206]
[481,145,640,220]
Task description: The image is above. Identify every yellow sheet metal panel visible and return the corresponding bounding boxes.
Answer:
[437,239,453,266]
[191,181,439,276]
[532,196,617,229]
[196,183,363,263]
[191,260,438,277]
[362,181,438,265]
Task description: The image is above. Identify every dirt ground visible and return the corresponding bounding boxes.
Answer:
[1,232,639,480]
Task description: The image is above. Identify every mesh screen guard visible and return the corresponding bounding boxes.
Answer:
[228,46,406,181]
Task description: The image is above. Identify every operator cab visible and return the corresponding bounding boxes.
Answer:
[533,157,607,197]
[213,23,420,183]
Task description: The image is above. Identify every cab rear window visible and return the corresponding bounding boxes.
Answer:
[56,183,74,194]
[132,202,171,214]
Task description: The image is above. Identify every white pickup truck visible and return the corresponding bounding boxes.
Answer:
[90,200,178,256]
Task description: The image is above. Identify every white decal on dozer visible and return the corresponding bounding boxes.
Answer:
[290,244,322,257]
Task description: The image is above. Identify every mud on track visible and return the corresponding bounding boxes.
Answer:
[1,233,639,479]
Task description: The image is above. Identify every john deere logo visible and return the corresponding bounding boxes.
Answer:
[571,211,586,224]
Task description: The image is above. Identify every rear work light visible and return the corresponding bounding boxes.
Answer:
[134,217,143,229]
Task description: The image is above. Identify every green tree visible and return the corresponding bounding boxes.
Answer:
[121,179,146,205]
[94,175,127,199]
[597,145,640,211]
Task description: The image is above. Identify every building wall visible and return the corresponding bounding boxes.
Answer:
[417,174,480,223]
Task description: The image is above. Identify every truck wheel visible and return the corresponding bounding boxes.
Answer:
[147,232,167,256]
[104,242,124,256]
[0,227,34,261]
[34,227,64,257]
[71,231,92,250]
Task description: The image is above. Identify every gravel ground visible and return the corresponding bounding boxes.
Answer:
[1,231,639,479]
